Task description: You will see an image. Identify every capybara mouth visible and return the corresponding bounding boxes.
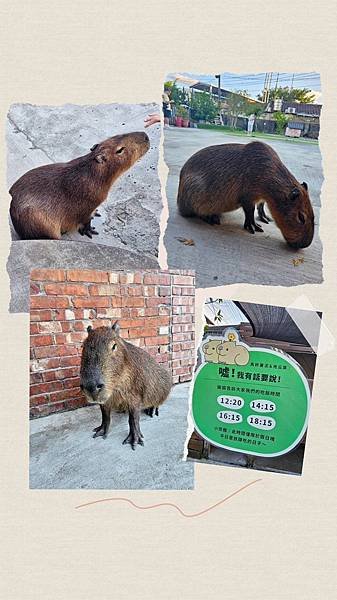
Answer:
[286,236,313,249]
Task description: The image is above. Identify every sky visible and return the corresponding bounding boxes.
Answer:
[168,72,322,103]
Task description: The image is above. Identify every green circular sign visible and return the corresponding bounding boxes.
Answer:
[192,345,310,457]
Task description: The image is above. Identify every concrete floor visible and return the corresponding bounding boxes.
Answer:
[164,128,323,288]
[30,383,194,490]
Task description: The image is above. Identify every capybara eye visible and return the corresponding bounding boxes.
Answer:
[111,343,117,351]
[116,147,125,155]
[298,211,306,225]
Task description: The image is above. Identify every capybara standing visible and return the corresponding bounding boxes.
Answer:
[9,131,150,240]
[177,141,314,249]
[80,322,172,450]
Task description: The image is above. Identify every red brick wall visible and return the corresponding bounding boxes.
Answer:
[30,269,195,418]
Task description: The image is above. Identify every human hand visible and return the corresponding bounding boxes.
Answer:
[144,114,161,128]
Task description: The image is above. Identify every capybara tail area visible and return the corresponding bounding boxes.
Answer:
[9,204,61,240]
[177,181,196,218]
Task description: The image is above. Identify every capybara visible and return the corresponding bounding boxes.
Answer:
[217,341,249,366]
[177,141,314,249]
[80,321,172,450]
[202,339,222,363]
[9,131,150,240]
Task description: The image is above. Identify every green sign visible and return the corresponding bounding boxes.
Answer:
[192,329,310,457]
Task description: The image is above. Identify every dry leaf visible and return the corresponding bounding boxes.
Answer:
[177,237,195,246]
[292,257,304,267]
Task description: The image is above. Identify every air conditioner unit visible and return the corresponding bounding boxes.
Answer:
[285,107,296,114]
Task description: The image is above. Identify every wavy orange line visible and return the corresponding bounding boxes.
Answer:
[75,478,261,517]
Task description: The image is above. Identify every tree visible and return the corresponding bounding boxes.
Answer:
[257,86,316,103]
[190,91,218,122]
[273,111,288,134]
[226,90,251,128]
[164,80,188,107]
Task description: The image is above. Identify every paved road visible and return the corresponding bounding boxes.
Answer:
[164,128,323,287]
[30,382,194,490]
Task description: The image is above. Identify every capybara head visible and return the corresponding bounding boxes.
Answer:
[202,339,222,363]
[89,131,150,175]
[269,182,314,249]
[80,321,125,405]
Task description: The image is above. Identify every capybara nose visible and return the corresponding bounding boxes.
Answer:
[84,382,104,394]
[141,132,149,143]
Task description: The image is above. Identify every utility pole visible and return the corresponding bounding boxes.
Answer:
[263,72,273,103]
[290,73,294,89]
[215,74,221,108]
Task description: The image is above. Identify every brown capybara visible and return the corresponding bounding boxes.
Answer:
[80,321,172,450]
[177,141,314,249]
[9,131,150,240]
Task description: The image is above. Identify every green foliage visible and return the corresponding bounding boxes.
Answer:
[257,86,316,104]
[226,90,263,127]
[176,105,189,118]
[164,81,189,106]
[190,91,218,122]
[274,111,288,134]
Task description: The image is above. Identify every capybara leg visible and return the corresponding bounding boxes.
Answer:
[78,219,99,239]
[241,198,264,234]
[200,214,221,226]
[144,407,159,418]
[123,408,144,450]
[93,404,111,439]
[257,203,272,224]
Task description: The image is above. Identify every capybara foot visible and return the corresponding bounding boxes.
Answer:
[201,214,221,225]
[78,222,99,238]
[92,425,107,439]
[257,203,272,224]
[244,219,264,234]
[94,210,101,217]
[122,431,144,450]
[144,407,159,418]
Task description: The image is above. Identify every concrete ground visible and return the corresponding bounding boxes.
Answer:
[164,128,323,288]
[30,383,194,490]
[6,103,161,313]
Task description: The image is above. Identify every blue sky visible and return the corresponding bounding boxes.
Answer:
[168,72,322,102]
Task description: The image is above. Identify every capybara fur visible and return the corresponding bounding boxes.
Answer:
[177,141,314,249]
[80,322,172,450]
[9,131,150,240]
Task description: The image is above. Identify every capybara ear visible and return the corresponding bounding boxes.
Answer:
[90,143,98,152]
[289,187,300,200]
[302,181,308,191]
[94,153,107,164]
[111,321,120,335]
[87,325,93,333]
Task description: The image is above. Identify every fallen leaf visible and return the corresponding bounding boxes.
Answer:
[292,257,304,267]
[177,237,195,246]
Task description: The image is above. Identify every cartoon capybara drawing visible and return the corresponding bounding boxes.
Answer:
[202,339,222,363]
[217,340,249,366]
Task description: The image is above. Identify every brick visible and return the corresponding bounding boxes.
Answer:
[89,284,120,296]
[159,326,169,335]
[63,377,81,389]
[30,380,64,395]
[38,321,62,334]
[133,272,144,284]
[172,275,194,286]
[118,318,145,329]
[158,286,171,296]
[30,334,54,347]
[30,323,39,335]
[96,308,122,318]
[49,388,82,404]
[143,285,156,297]
[143,273,170,285]
[45,283,88,296]
[60,356,81,368]
[72,296,111,308]
[108,272,119,284]
[30,372,42,384]
[31,269,66,281]
[30,393,50,407]
[144,336,169,346]
[30,296,70,309]
[128,326,158,339]
[60,321,72,332]
[123,297,145,308]
[172,297,194,306]
[119,272,135,284]
[145,297,170,307]
[66,270,109,283]
[30,282,42,295]
[30,309,54,322]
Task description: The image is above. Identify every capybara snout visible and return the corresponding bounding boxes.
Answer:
[273,182,315,249]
